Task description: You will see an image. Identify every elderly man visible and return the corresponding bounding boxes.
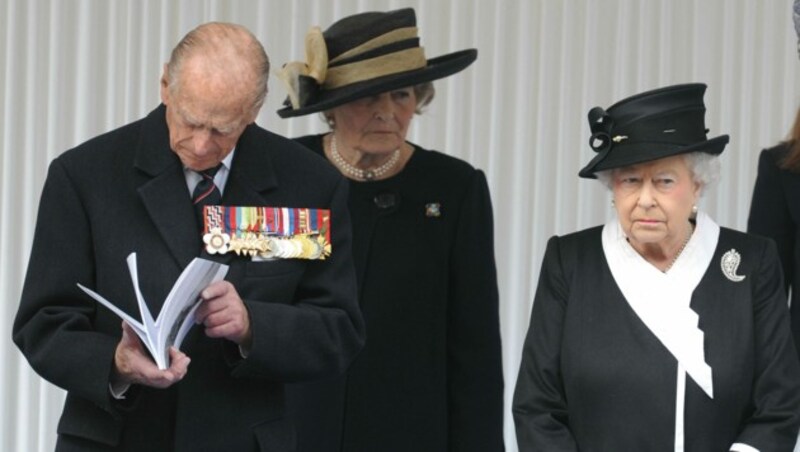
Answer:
[13,22,363,451]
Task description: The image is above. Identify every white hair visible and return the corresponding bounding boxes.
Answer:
[595,152,720,196]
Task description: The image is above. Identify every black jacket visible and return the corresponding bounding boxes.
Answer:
[748,143,800,358]
[513,225,800,451]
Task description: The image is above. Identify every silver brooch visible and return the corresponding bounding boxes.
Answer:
[720,249,746,282]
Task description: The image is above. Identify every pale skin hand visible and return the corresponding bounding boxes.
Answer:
[112,321,191,389]
[111,281,251,388]
[193,280,253,350]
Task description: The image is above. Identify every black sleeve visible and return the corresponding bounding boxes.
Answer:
[513,236,579,451]
[733,239,800,449]
[447,170,505,451]
[13,159,123,413]
[747,148,794,296]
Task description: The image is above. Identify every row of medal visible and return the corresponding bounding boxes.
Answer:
[202,206,332,260]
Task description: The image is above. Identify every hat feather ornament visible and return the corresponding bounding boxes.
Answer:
[276,27,329,109]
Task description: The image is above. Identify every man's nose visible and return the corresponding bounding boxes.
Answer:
[192,129,215,153]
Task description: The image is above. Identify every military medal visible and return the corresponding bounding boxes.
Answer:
[202,206,332,259]
[203,228,231,254]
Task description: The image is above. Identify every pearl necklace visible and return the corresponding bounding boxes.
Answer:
[329,134,400,181]
[664,226,693,272]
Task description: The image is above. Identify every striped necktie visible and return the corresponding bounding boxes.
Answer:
[192,165,222,227]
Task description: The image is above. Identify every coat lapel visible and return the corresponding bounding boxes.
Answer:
[134,105,199,268]
[133,110,282,268]
[224,125,279,204]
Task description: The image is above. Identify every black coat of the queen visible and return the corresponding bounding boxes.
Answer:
[514,216,800,451]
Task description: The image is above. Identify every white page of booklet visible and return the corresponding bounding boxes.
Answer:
[78,252,229,370]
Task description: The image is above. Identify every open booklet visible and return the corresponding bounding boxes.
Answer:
[77,253,229,370]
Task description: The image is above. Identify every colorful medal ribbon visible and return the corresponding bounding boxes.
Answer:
[201,206,331,260]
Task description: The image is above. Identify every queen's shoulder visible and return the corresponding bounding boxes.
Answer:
[545,226,604,253]
[556,226,604,242]
[718,227,776,253]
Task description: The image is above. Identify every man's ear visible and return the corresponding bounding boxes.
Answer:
[160,64,170,104]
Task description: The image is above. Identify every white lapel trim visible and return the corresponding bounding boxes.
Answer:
[602,211,719,398]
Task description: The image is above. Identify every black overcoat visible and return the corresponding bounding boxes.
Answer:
[513,226,800,451]
[285,134,504,452]
[13,106,365,451]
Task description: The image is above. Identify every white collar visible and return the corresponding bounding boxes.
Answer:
[602,211,720,398]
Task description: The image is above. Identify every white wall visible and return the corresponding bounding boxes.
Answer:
[2,1,798,451]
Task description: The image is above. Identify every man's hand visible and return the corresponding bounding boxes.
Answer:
[112,321,190,389]
[194,280,252,349]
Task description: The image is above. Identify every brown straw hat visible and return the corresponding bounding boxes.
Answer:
[276,7,477,118]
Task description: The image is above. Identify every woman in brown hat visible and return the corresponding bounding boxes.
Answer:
[513,84,800,451]
[277,8,503,452]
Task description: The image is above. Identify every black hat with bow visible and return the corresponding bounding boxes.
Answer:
[578,83,729,179]
[276,7,477,118]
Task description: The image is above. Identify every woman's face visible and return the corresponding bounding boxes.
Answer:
[329,88,417,154]
[611,155,701,249]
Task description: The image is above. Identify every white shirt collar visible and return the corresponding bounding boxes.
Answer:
[184,148,236,196]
